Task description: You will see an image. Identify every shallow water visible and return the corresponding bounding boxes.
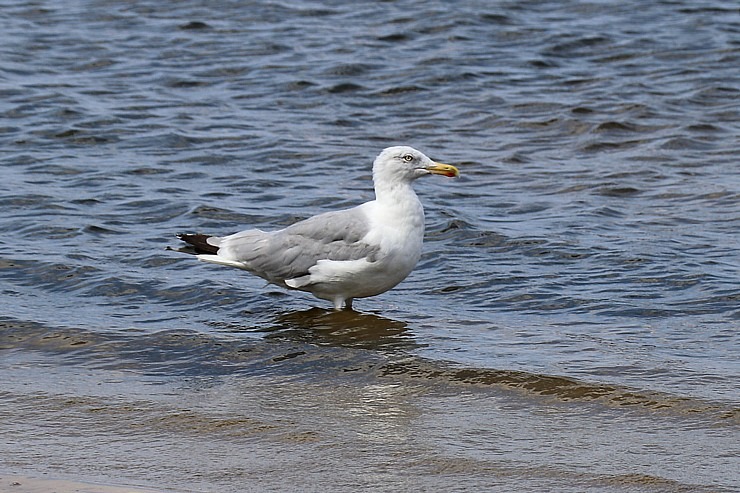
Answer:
[1,0,739,492]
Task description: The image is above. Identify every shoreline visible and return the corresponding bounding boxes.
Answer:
[0,474,170,493]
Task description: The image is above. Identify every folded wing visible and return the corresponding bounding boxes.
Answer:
[197,206,380,287]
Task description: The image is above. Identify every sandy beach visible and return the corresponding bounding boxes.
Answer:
[1,475,167,493]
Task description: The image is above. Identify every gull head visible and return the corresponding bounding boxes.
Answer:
[373,146,459,184]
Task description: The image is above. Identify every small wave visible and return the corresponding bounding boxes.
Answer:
[378,357,738,424]
[2,317,735,427]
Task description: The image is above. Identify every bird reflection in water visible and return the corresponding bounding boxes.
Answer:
[265,308,419,352]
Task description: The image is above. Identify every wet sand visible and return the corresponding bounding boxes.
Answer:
[1,474,167,493]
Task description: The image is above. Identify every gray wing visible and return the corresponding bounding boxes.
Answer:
[218,206,379,283]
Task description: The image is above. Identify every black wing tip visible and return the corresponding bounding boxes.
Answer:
[175,233,219,255]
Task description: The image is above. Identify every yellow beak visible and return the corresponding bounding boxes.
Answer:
[426,162,460,178]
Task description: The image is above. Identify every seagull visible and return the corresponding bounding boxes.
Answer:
[176,146,459,310]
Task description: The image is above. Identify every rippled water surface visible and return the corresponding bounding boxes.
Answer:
[1,1,738,492]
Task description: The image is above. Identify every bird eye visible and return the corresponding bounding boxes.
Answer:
[402,154,414,162]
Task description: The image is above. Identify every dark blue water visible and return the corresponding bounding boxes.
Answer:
[1,1,738,492]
